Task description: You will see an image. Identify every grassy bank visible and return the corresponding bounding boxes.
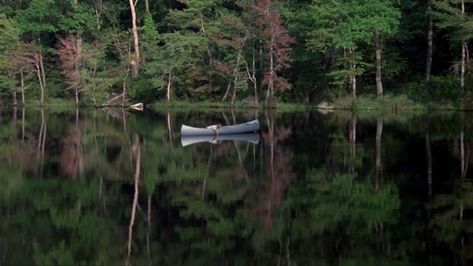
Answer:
[2,98,82,112]
[3,94,466,113]
[331,94,466,111]
[150,99,311,111]
[332,94,426,111]
[151,94,462,112]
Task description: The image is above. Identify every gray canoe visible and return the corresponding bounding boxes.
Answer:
[181,119,260,136]
[181,133,260,147]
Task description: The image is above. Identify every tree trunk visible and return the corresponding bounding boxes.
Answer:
[129,0,140,77]
[36,68,44,105]
[20,69,25,106]
[166,69,173,102]
[266,10,275,106]
[167,111,173,144]
[374,29,383,97]
[232,75,238,107]
[461,0,466,93]
[225,54,242,105]
[21,108,25,142]
[426,3,433,81]
[267,33,275,105]
[92,66,98,107]
[242,51,258,106]
[349,114,357,173]
[122,52,131,107]
[75,86,79,105]
[375,117,383,191]
[37,109,47,177]
[426,134,432,197]
[12,106,17,126]
[222,55,240,102]
[12,87,17,106]
[122,81,127,107]
[351,73,356,100]
[348,47,357,100]
[259,39,263,76]
[460,129,468,179]
[37,110,44,157]
[126,134,141,266]
[76,30,82,104]
[74,0,81,106]
[34,52,46,105]
[461,42,466,93]
[34,54,45,105]
[146,194,152,265]
[38,52,47,104]
[145,0,150,13]
[198,12,214,93]
[222,80,233,102]
[93,0,103,31]
[252,45,258,105]
[425,133,433,265]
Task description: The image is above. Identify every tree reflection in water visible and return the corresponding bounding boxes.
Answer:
[0,109,471,265]
[256,113,294,231]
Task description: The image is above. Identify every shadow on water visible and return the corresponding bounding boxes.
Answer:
[0,107,472,265]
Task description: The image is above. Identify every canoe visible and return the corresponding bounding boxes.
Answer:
[181,133,260,147]
[181,119,260,136]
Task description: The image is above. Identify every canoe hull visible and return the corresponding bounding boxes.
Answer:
[181,119,260,136]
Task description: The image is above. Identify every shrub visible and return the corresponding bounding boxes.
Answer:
[405,75,460,103]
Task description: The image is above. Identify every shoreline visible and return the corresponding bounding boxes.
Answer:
[1,95,471,112]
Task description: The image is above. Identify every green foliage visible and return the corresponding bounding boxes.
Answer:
[59,1,98,37]
[146,32,208,95]
[0,13,20,92]
[303,0,400,94]
[328,50,371,90]
[305,0,399,51]
[405,75,462,103]
[0,0,472,107]
[141,12,159,60]
[288,170,400,232]
[80,38,115,105]
[15,0,97,39]
[0,14,19,50]
[14,0,64,39]
[434,0,473,42]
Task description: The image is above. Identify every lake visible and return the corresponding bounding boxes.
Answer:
[0,107,471,266]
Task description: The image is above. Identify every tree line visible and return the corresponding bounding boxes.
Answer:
[0,0,472,106]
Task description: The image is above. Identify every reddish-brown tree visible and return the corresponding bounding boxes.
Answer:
[57,36,81,104]
[28,50,46,105]
[252,0,294,105]
[2,43,31,106]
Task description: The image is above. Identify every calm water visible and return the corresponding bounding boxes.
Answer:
[0,108,471,266]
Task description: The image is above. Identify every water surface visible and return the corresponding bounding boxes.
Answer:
[0,108,471,266]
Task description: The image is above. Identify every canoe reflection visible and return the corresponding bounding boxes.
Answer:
[181,133,260,147]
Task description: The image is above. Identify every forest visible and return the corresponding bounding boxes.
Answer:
[0,0,472,108]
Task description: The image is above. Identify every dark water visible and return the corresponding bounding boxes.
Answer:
[0,108,472,266]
